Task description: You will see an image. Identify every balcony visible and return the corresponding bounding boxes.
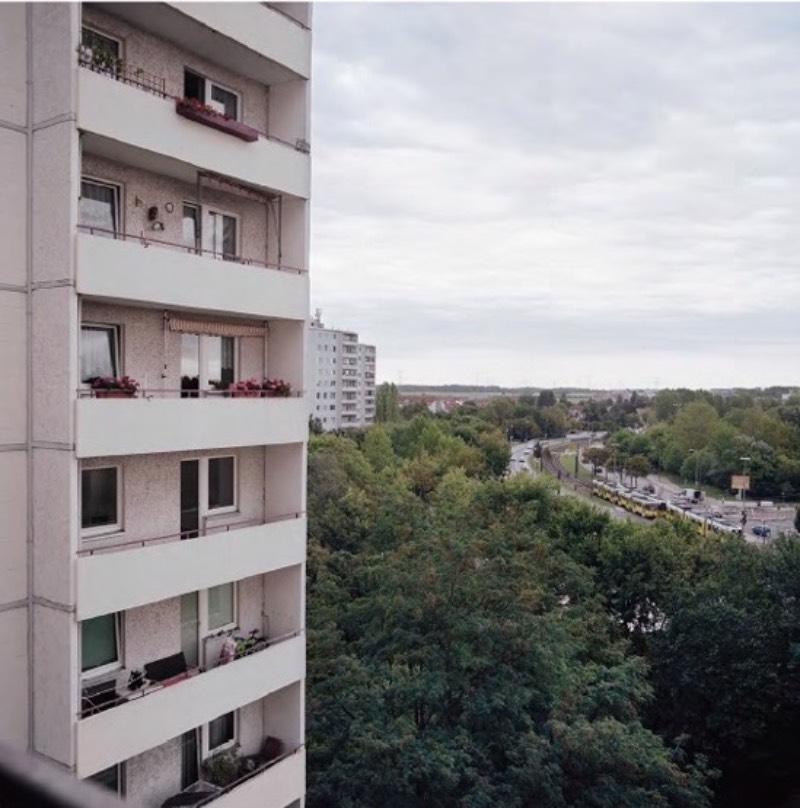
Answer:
[75,393,308,458]
[77,634,305,777]
[209,746,305,808]
[77,515,306,620]
[78,67,309,199]
[76,230,308,321]
[93,2,310,81]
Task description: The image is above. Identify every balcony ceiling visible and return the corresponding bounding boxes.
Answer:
[91,2,302,85]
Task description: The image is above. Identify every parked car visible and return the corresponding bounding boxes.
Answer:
[753,524,771,539]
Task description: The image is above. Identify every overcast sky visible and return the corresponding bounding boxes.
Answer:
[309,3,800,390]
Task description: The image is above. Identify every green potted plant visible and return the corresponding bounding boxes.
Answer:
[91,375,140,398]
[201,744,243,787]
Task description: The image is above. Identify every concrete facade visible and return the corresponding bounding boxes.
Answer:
[0,3,310,805]
[309,311,376,431]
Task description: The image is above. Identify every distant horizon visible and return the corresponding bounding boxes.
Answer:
[386,382,799,395]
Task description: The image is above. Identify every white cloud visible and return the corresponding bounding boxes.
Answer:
[310,3,800,388]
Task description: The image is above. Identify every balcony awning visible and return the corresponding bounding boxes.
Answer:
[167,315,267,338]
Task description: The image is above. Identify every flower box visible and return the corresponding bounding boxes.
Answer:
[94,389,137,399]
[90,375,140,398]
[176,98,259,143]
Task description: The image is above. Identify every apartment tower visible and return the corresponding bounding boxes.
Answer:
[0,4,310,806]
[309,311,376,430]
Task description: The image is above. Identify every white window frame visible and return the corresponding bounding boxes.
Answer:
[186,68,241,121]
[197,582,238,668]
[204,207,240,260]
[204,455,237,515]
[81,25,123,63]
[80,613,123,681]
[81,465,123,539]
[203,711,238,759]
[80,323,121,387]
[80,176,123,235]
[181,334,239,392]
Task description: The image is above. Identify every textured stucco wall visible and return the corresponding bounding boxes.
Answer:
[80,301,267,393]
[33,604,76,766]
[262,566,302,638]
[81,6,269,133]
[0,608,29,748]
[0,452,27,604]
[0,293,26,444]
[80,153,274,266]
[125,735,182,808]
[264,444,304,518]
[80,446,266,548]
[0,3,27,126]
[262,681,302,750]
[124,596,181,671]
[0,130,26,285]
[238,698,264,757]
[33,449,76,605]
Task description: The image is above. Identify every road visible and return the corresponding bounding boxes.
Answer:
[509,436,797,539]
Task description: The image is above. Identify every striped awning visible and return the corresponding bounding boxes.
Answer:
[167,316,267,338]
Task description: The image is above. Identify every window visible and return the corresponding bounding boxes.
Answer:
[208,456,235,511]
[87,764,124,797]
[181,334,236,394]
[81,26,121,62]
[184,68,240,120]
[80,324,119,383]
[81,613,121,674]
[81,467,120,535]
[206,583,235,631]
[183,203,200,252]
[80,179,120,236]
[207,211,237,260]
[208,712,235,752]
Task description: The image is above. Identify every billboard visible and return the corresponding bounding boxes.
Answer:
[731,474,750,492]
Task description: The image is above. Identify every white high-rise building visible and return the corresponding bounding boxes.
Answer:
[309,311,376,430]
[0,4,311,806]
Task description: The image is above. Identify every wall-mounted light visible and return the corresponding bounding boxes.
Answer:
[164,202,174,214]
[151,221,165,232]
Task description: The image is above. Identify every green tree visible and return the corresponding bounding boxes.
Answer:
[625,454,651,486]
[537,389,557,408]
[584,446,611,473]
[375,382,400,422]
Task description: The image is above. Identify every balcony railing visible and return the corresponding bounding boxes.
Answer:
[79,629,301,720]
[78,58,310,154]
[194,744,304,807]
[77,511,303,557]
[78,52,167,97]
[77,225,306,275]
[77,386,304,401]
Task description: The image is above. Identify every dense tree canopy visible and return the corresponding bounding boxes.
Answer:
[307,403,800,806]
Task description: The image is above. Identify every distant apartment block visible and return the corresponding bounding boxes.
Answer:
[309,311,376,430]
[0,3,311,806]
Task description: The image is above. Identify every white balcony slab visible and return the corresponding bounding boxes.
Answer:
[75,396,309,458]
[166,3,310,80]
[77,634,305,777]
[77,232,308,321]
[77,517,306,620]
[78,69,309,199]
[94,2,310,83]
[213,749,306,808]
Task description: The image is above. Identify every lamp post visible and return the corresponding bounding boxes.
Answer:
[739,455,751,509]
